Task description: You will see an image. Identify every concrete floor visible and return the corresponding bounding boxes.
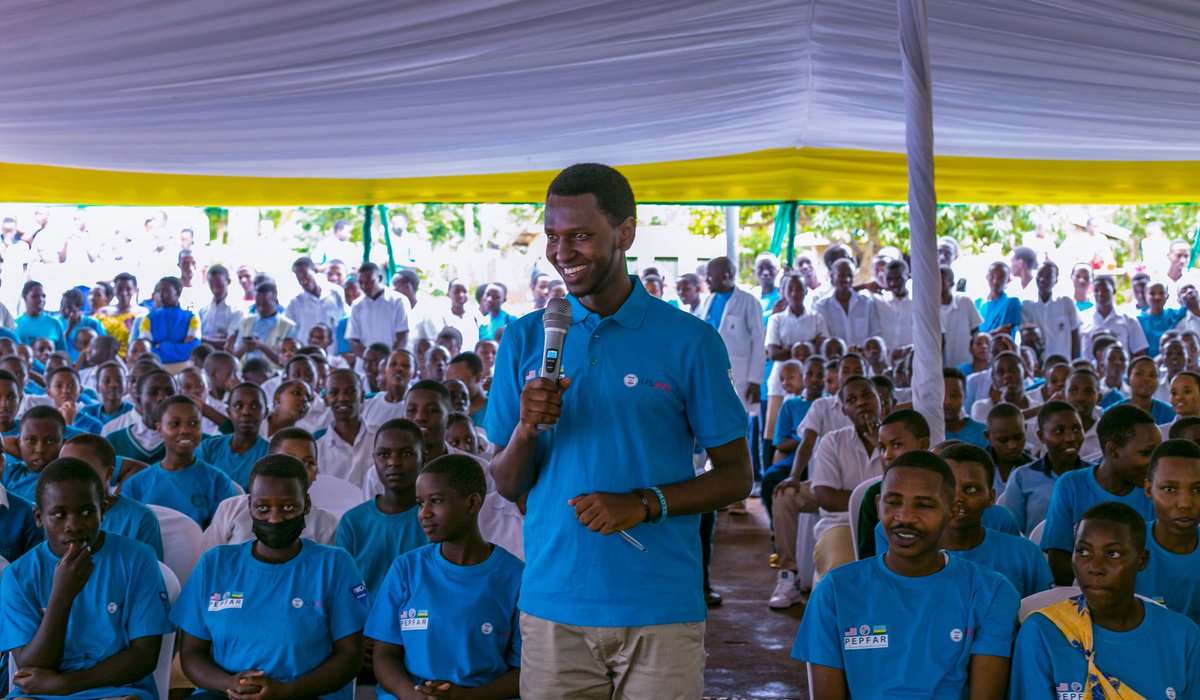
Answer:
[703,503,808,700]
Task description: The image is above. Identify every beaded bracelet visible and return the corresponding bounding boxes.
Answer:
[632,489,653,523]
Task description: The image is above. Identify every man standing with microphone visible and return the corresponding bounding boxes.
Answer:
[488,163,752,700]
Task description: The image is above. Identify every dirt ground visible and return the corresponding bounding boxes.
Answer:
[703,503,808,699]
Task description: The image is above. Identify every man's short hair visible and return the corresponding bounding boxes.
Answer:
[546,163,636,229]
[1169,416,1200,440]
[292,256,316,271]
[64,433,117,472]
[115,272,138,287]
[880,409,930,440]
[1147,438,1200,479]
[249,454,310,490]
[61,289,84,308]
[35,457,105,508]
[870,375,895,397]
[985,402,1023,424]
[394,268,420,291]
[419,454,488,500]
[1078,502,1146,551]
[408,379,451,404]
[358,262,381,277]
[942,367,966,384]
[268,427,317,455]
[883,450,956,503]
[208,264,230,279]
[1036,400,1079,430]
[157,395,200,420]
[885,258,909,275]
[255,281,278,297]
[939,442,997,487]
[241,357,272,376]
[448,352,484,375]
[375,418,423,447]
[22,405,66,433]
[45,366,81,385]
[1011,246,1038,270]
[1097,404,1156,452]
[837,375,873,400]
[157,276,183,295]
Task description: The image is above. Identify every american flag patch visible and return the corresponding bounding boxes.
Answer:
[1056,683,1069,691]
[525,369,538,381]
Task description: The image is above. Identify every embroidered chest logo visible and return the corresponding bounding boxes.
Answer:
[400,608,429,630]
[843,623,888,650]
[622,373,672,393]
[1054,682,1084,700]
[208,592,244,611]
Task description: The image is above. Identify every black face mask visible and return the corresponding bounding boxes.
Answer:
[252,514,306,550]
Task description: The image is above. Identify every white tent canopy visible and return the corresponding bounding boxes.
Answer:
[2,0,1198,203]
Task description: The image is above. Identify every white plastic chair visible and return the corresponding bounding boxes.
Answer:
[1019,585,1161,622]
[310,474,366,519]
[1028,520,1045,547]
[796,512,817,590]
[155,562,181,700]
[149,505,203,587]
[0,555,8,575]
[848,476,883,560]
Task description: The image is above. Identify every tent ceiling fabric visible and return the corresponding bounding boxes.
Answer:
[2,0,1199,202]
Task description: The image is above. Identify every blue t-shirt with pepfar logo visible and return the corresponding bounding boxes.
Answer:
[364,543,522,698]
[791,554,1019,698]
[170,540,368,700]
[1011,599,1199,699]
[485,278,746,627]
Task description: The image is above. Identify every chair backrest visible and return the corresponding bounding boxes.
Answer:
[154,561,181,700]
[1019,586,1081,622]
[311,474,365,519]
[0,555,8,576]
[1028,520,1045,547]
[149,504,203,587]
[848,476,883,560]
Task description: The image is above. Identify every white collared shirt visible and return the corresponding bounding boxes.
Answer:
[809,425,883,539]
[361,393,407,428]
[797,395,852,437]
[765,309,829,396]
[101,407,141,436]
[1020,295,1081,360]
[345,289,408,349]
[285,285,346,342]
[198,296,244,339]
[814,292,880,348]
[200,495,339,551]
[315,421,376,487]
[941,294,984,367]
[877,293,913,350]
[1084,308,1148,355]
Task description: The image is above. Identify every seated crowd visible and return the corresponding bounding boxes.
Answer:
[0,231,1197,699]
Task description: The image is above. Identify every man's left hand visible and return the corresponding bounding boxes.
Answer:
[744,382,761,405]
[569,492,645,535]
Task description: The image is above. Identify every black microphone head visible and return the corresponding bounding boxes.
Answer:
[543,297,571,331]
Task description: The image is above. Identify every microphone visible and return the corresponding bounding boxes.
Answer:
[541,297,571,379]
[534,298,570,433]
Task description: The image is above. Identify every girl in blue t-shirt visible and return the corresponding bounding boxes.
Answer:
[367,454,522,699]
[0,457,172,700]
[172,454,368,700]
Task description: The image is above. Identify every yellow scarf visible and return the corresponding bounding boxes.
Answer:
[1033,595,1145,700]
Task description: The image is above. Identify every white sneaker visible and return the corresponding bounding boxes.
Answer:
[768,570,805,609]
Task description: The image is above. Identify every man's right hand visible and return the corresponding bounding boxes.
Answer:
[518,376,572,436]
[52,541,94,600]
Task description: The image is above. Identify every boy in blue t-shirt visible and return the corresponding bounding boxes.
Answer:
[60,433,164,560]
[997,401,1089,534]
[367,454,522,699]
[195,383,270,490]
[943,368,987,448]
[793,450,1019,697]
[1137,438,1200,624]
[1043,404,1161,585]
[121,395,238,527]
[3,405,66,502]
[936,443,1052,597]
[337,419,428,599]
[1012,502,1200,696]
[0,457,172,700]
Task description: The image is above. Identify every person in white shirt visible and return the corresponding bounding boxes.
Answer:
[435,279,481,350]
[814,258,880,349]
[197,264,243,348]
[285,256,346,342]
[878,259,913,351]
[940,265,983,367]
[809,375,883,578]
[764,273,828,440]
[390,268,439,351]
[1020,260,1081,360]
[807,245,852,311]
[1083,275,1148,357]
[1009,246,1040,302]
[345,261,408,358]
[314,368,377,487]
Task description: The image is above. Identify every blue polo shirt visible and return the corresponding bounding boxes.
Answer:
[773,396,817,446]
[996,457,1090,535]
[14,313,66,349]
[1136,522,1200,625]
[945,419,988,449]
[485,278,746,627]
[195,434,270,491]
[2,459,39,502]
[874,527,1052,598]
[63,315,107,362]
[0,489,42,563]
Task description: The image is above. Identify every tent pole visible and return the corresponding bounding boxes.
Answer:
[377,204,396,277]
[724,206,739,262]
[361,204,374,265]
[897,0,944,442]
[785,202,798,266]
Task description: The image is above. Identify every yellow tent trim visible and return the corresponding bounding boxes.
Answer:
[2,148,1199,205]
